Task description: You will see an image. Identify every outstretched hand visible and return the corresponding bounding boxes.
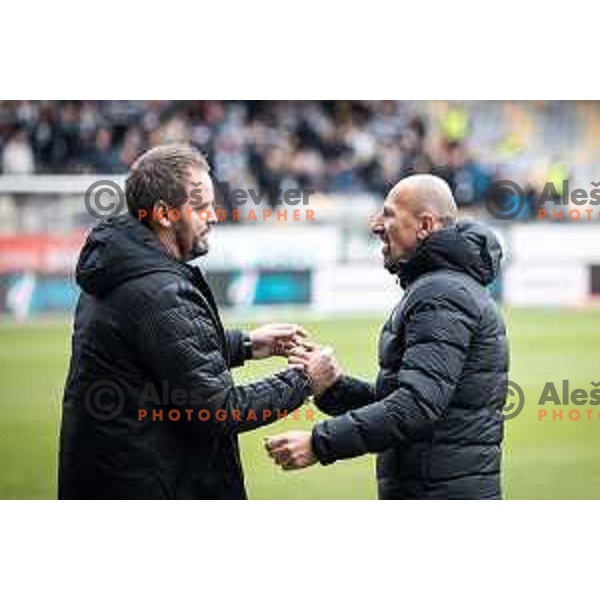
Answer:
[249,323,307,359]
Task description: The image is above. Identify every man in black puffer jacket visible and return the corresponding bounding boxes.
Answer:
[266,174,508,499]
[59,144,313,499]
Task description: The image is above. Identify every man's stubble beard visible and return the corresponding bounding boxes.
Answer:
[190,240,209,260]
[171,220,209,261]
[384,254,406,275]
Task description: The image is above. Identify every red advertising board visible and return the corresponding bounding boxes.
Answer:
[0,231,86,274]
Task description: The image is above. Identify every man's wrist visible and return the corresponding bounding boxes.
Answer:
[312,372,342,399]
[310,426,330,465]
[288,367,315,398]
[242,332,254,360]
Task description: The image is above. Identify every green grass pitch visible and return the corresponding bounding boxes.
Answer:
[1,307,599,499]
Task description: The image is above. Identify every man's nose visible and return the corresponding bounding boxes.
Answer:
[206,210,218,226]
[369,213,383,233]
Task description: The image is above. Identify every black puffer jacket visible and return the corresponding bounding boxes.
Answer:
[312,221,508,499]
[59,214,312,499]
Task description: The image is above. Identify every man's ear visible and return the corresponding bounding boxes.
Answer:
[417,212,437,240]
[153,201,172,229]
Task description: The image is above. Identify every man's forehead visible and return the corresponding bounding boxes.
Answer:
[384,186,409,209]
[186,167,211,184]
[185,169,213,199]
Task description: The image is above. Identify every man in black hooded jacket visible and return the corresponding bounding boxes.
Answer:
[59,144,313,499]
[266,174,509,499]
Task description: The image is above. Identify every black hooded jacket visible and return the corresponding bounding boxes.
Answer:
[58,214,312,499]
[312,221,508,499]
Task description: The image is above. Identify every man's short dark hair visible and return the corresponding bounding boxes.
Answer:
[125,144,210,225]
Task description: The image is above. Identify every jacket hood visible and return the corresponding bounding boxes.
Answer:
[396,220,503,288]
[76,214,187,297]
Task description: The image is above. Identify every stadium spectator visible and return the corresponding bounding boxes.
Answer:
[2,129,35,174]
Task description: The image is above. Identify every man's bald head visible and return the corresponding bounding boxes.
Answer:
[371,174,458,271]
[388,174,457,226]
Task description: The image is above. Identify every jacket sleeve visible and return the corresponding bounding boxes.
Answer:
[311,289,478,465]
[314,375,376,416]
[134,281,313,434]
[225,329,246,369]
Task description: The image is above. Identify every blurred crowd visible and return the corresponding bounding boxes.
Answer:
[0,101,496,208]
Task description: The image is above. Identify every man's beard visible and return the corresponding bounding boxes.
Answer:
[384,254,405,275]
[187,237,209,260]
[172,225,209,262]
